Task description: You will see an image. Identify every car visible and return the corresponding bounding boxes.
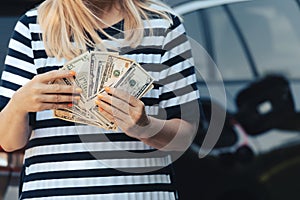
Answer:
[1,0,300,199]
[167,0,300,155]
[165,0,300,199]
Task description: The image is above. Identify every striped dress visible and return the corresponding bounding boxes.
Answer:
[0,6,200,200]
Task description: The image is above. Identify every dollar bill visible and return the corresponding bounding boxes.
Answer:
[89,62,154,126]
[54,109,100,127]
[95,53,133,95]
[60,51,90,104]
[111,62,154,99]
[53,51,153,130]
[90,53,106,97]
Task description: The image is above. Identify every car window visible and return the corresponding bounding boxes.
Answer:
[182,11,206,48]
[181,10,217,82]
[182,6,254,81]
[230,0,300,79]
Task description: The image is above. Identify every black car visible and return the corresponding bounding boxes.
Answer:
[167,0,300,200]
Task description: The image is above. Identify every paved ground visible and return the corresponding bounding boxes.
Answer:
[3,186,18,200]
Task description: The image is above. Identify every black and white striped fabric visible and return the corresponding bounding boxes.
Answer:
[0,6,200,200]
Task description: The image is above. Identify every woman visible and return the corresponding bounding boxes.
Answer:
[0,0,200,199]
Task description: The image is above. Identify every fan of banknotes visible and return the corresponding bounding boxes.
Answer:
[53,51,154,130]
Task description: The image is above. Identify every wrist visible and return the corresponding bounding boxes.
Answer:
[138,117,165,139]
[8,97,28,117]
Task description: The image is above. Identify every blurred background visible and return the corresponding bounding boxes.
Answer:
[1,0,300,199]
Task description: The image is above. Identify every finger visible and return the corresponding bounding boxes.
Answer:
[41,94,80,103]
[97,107,115,123]
[95,99,128,121]
[95,99,115,115]
[97,94,131,114]
[44,84,82,95]
[104,87,140,107]
[38,102,73,111]
[35,70,76,83]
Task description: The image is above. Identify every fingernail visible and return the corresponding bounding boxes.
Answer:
[68,103,73,107]
[95,100,101,105]
[104,87,110,92]
[69,70,76,76]
[99,107,104,112]
[75,88,82,93]
[74,96,81,100]
[97,94,103,99]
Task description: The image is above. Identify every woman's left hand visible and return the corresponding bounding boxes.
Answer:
[95,87,150,139]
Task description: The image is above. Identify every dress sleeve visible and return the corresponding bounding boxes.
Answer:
[0,14,37,110]
[158,15,200,122]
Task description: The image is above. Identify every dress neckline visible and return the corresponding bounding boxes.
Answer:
[102,19,124,32]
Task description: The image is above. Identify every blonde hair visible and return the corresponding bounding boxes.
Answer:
[37,0,172,60]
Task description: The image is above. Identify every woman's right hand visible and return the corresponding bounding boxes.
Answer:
[10,70,82,114]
